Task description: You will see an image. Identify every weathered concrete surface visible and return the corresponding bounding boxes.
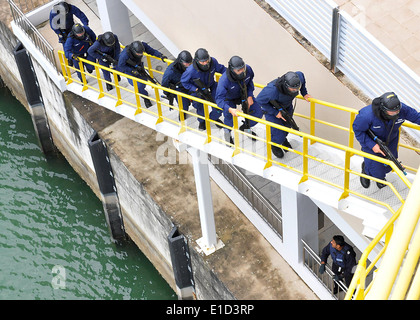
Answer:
[98,115,318,300]
[47,90,319,300]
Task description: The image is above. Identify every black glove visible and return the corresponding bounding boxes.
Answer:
[132,69,140,76]
[319,264,325,274]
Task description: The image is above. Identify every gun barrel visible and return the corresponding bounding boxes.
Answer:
[367,129,406,175]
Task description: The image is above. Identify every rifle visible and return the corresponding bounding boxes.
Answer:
[95,49,118,65]
[238,81,251,131]
[269,100,300,131]
[367,129,407,175]
[163,83,177,106]
[126,58,161,85]
[192,78,215,103]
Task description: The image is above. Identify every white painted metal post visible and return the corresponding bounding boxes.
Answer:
[280,185,319,264]
[96,0,133,45]
[189,147,219,253]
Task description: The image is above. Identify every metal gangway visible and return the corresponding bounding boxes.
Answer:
[57,51,420,300]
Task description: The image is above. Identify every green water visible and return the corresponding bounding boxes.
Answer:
[0,85,176,300]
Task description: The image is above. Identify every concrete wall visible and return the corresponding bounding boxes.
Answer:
[127,0,365,146]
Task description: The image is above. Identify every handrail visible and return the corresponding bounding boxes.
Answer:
[345,165,420,300]
[365,164,420,299]
[8,0,58,72]
[57,50,415,218]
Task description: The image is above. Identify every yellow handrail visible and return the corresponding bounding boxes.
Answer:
[365,164,420,299]
[58,50,416,216]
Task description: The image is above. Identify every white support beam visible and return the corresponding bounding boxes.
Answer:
[188,147,223,255]
[281,185,319,264]
[96,0,133,45]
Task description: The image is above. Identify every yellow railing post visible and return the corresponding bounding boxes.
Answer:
[232,115,240,157]
[339,150,351,200]
[348,113,356,149]
[299,137,309,184]
[96,65,104,99]
[264,124,273,170]
[178,95,186,135]
[203,103,211,144]
[146,55,154,78]
[78,60,88,91]
[155,87,163,125]
[133,78,142,115]
[310,100,316,145]
[58,52,67,80]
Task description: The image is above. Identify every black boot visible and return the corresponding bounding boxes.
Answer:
[239,122,257,141]
[144,98,152,108]
[198,122,206,130]
[106,83,114,91]
[272,146,284,159]
[360,162,370,188]
[377,179,387,189]
[282,138,292,152]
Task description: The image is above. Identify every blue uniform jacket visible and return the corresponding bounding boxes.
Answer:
[162,63,188,93]
[256,71,308,116]
[215,65,255,113]
[88,34,121,62]
[180,57,226,93]
[321,242,356,277]
[353,103,420,156]
[117,42,163,76]
[64,26,96,60]
[49,4,89,42]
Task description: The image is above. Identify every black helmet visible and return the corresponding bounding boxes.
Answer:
[53,1,69,15]
[130,41,145,58]
[178,50,192,64]
[379,92,401,120]
[72,23,85,40]
[177,50,192,71]
[102,32,116,47]
[284,72,301,92]
[194,48,211,71]
[228,56,246,81]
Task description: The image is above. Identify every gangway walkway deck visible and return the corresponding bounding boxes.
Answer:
[62,63,415,238]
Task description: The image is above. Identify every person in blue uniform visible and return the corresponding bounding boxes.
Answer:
[49,1,89,47]
[353,92,420,188]
[88,32,121,91]
[215,56,263,144]
[64,23,96,82]
[256,71,311,158]
[180,48,226,130]
[118,40,167,108]
[161,50,193,117]
[319,235,356,294]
